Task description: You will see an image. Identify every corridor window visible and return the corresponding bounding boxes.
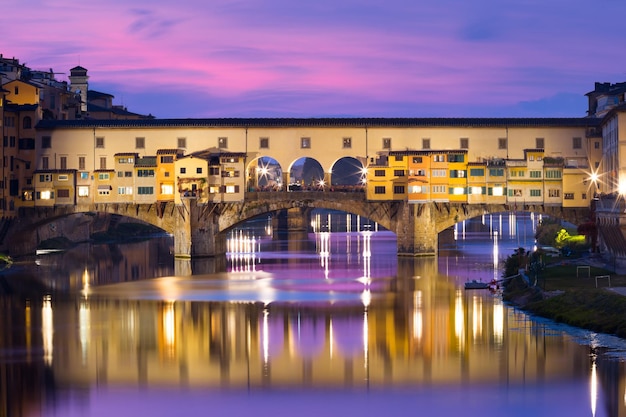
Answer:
[218,137,228,148]
[177,137,187,149]
[536,138,544,149]
[301,137,311,148]
[96,137,105,148]
[343,137,352,148]
[573,137,582,149]
[260,137,269,149]
[460,138,469,149]
[135,137,145,149]
[383,138,391,149]
[498,138,507,149]
[422,138,430,149]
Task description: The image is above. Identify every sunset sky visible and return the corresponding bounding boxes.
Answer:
[5,0,626,118]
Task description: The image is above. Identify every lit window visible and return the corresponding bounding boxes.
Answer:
[78,186,89,197]
[161,184,174,195]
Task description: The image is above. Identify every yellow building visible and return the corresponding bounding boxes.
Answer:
[33,170,76,207]
[407,151,431,203]
[447,151,468,203]
[134,156,157,204]
[113,153,138,203]
[93,169,115,204]
[174,155,209,204]
[206,152,247,203]
[467,162,488,204]
[156,149,178,202]
[365,153,407,201]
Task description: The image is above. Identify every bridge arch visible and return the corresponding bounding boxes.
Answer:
[330,157,365,187]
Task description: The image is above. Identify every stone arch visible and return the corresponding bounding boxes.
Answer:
[329,157,365,187]
[287,157,325,190]
[245,156,284,191]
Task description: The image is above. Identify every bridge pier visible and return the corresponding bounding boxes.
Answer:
[394,203,438,256]
[174,199,225,258]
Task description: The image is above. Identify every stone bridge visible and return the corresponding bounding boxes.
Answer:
[3,193,591,258]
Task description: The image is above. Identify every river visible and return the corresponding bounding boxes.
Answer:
[1,211,625,417]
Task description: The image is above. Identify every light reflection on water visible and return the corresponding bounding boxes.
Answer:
[0,212,624,417]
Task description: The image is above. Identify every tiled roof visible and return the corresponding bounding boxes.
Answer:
[36,117,602,130]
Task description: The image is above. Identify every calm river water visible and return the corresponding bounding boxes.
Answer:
[1,211,626,417]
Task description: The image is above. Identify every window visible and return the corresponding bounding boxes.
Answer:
[96,137,105,148]
[433,154,445,162]
[138,187,154,195]
[222,157,239,163]
[79,156,85,170]
[383,138,391,149]
[422,138,430,149]
[42,136,51,148]
[161,184,174,195]
[80,172,89,180]
[548,189,560,198]
[196,167,203,174]
[471,187,484,195]
[99,157,106,170]
[137,169,154,177]
[57,189,70,198]
[564,193,574,200]
[177,137,187,149]
[498,138,507,149]
[394,169,405,177]
[489,168,504,176]
[222,170,240,177]
[536,138,544,149]
[98,173,110,180]
[545,170,562,179]
[529,171,541,178]
[448,154,465,162]
[60,156,67,170]
[118,171,124,178]
[209,167,220,175]
[490,186,504,196]
[78,186,89,197]
[225,185,240,194]
[180,167,187,174]
[37,191,53,200]
[118,187,133,195]
[374,170,385,177]
[260,137,269,149]
[432,185,446,193]
[530,189,541,197]
[18,138,35,149]
[509,189,523,197]
[374,186,386,194]
[124,171,132,177]
[393,185,405,194]
[343,137,352,148]
[594,141,600,149]
[39,174,52,182]
[432,169,446,177]
[218,137,228,148]
[573,137,582,149]
[412,156,422,163]
[160,155,174,163]
[22,116,32,129]
[42,156,49,170]
[97,188,110,196]
[460,138,469,149]
[58,174,68,181]
[135,137,145,149]
[118,157,134,164]
[301,137,311,148]
[470,168,485,176]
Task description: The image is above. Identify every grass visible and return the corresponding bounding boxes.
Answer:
[503,257,626,339]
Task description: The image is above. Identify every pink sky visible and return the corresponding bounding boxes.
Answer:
[4,0,626,118]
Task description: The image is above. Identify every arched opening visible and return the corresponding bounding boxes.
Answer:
[246,156,283,191]
[330,157,366,192]
[289,157,324,191]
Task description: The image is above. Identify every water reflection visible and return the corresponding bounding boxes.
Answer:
[0,213,625,416]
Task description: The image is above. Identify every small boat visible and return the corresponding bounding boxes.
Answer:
[465,280,490,290]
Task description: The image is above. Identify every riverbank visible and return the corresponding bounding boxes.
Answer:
[503,262,626,339]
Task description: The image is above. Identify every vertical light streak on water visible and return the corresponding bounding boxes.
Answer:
[163,302,176,359]
[454,290,465,352]
[327,213,331,232]
[42,295,53,366]
[79,300,90,365]
[498,213,503,237]
[329,320,334,359]
[462,219,466,240]
[262,308,269,365]
[25,302,32,361]
[413,291,423,342]
[454,223,458,241]
[472,295,482,341]
[493,231,499,281]
[590,356,598,417]
[346,213,351,233]
[362,309,369,376]
[493,298,504,346]
[357,215,360,232]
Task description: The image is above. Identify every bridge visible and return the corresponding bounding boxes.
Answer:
[3,191,590,259]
